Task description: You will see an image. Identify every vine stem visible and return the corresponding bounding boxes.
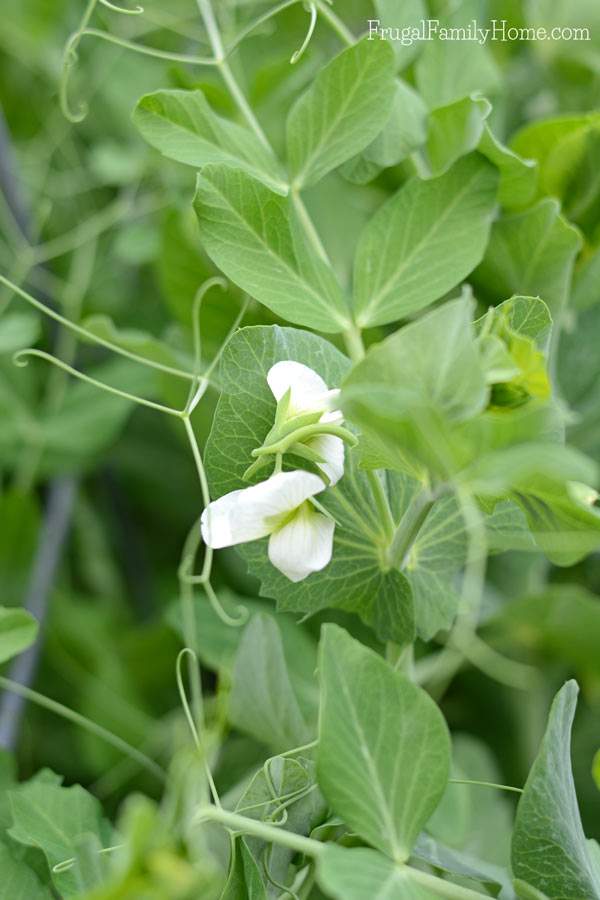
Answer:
[314,0,354,45]
[197,805,324,858]
[196,0,270,149]
[387,486,435,570]
[0,676,165,782]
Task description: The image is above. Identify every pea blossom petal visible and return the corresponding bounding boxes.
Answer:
[268,501,335,582]
[307,433,345,486]
[201,471,325,550]
[267,360,337,416]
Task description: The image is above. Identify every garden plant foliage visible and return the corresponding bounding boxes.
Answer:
[0,0,600,898]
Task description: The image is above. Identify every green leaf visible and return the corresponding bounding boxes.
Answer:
[317,845,441,899]
[373,0,427,70]
[286,38,396,188]
[228,614,313,753]
[423,94,491,177]
[221,838,267,900]
[343,77,427,182]
[352,156,498,328]
[0,312,40,356]
[342,296,488,478]
[464,443,600,566]
[166,591,318,715]
[0,607,38,664]
[0,840,52,900]
[8,781,113,897]
[414,0,500,108]
[317,625,450,860]
[478,124,538,209]
[204,325,416,643]
[473,199,582,314]
[133,89,286,193]
[413,834,511,895]
[512,681,600,900]
[511,113,600,225]
[194,166,349,332]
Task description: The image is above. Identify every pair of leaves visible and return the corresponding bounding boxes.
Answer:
[135,38,396,194]
[194,152,497,332]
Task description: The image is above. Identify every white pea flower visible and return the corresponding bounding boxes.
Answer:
[201,471,334,583]
[267,361,345,485]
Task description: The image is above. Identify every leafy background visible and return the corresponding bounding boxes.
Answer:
[1,0,600,897]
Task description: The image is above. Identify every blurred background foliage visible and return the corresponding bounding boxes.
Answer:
[1,0,600,894]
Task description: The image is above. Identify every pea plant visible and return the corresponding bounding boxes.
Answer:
[1,0,600,898]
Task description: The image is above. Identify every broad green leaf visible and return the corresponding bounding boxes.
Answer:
[317,843,441,899]
[342,296,488,478]
[478,125,538,209]
[473,199,581,313]
[511,113,600,225]
[0,607,38,664]
[228,613,313,753]
[194,166,349,332]
[317,625,450,860]
[133,89,286,193]
[414,0,500,108]
[8,781,113,897]
[166,591,318,715]
[204,325,416,643]
[352,155,498,327]
[0,840,52,900]
[423,95,491,177]
[464,443,600,565]
[512,681,600,899]
[373,0,427,70]
[0,312,40,355]
[286,38,396,188]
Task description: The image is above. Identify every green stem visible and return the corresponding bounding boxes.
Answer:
[14,350,184,418]
[448,778,522,794]
[387,487,435,569]
[0,275,198,382]
[78,28,216,65]
[314,0,355,45]
[196,805,324,858]
[196,0,270,149]
[366,470,395,540]
[343,324,365,363]
[0,676,165,782]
